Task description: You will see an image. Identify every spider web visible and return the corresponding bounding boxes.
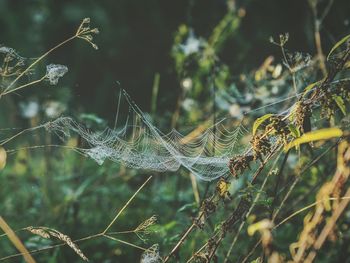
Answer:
[44,90,248,181]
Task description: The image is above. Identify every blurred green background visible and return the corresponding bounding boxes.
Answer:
[0,0,348,119]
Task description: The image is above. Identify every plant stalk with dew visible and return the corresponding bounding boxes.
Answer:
[0,18,98,98]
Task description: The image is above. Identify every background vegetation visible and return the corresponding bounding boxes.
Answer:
[0,0,349,262]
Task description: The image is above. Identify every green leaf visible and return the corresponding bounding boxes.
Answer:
[250,258,262,263]
[288,124,300,138]
[252,114,273,135]
[333,95,347,116]
[302,80,322,96]
[177,203,197,213]
[327,34,350,60]
[247,219,273,236]
[284,128,343,152]
[80,113,105,124]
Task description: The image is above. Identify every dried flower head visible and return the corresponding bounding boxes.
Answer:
[76,17,100,50]
[269,32,289,46]
[279,33,289,46]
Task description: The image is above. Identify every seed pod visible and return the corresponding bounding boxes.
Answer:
[0,147,7,170]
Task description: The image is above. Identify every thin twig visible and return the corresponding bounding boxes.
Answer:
[103,176,153,234]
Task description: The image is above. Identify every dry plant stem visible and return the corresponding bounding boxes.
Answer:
[207,235,224,261]
[305,188,350,262]
[5,145,83,156]
[252,145,281,183]
[311,0,334,77]
[202,147,280,262]
[103,234,147,251]
[279,45,298,95]
[1,18,97,97]
[164,224,196,262]
[239,39,347,263]
[292,73,298,96]
[171,88,184,129]
[310,46,350,101]
[1,75,46,97]
[275,196,350,228]
[240,142,339,263]
[241,240,261,263]
[270,150,290,216]
[0,233,102,261]
[208,148,281,262]
[0,176,152,261]
[224,151,284,263]
[206,199,251,262]
[223,221,245,263]
[0,232,146,261]
[208,80,342,261]
[0,216,36,263]
[187,147,282,263]
[103,175,153,234]
[299,141,350,262]
[189,173,200,205]
[314,23,327,77]
[0,126,44,146]
[186,231,221,263]
[163,194,216,262]
[1,35,76,97]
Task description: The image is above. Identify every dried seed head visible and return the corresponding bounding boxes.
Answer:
[279,32,289,46]
[135,215,157,233]
[26,227,88,261]
[48,229,89,261]
[26,226,50,239]
[295,102,311,133]
[266,116,290,144]
[202,199,217,215]
[251,135,271,161]
[228,154,254,178]
[76,18,99,50]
